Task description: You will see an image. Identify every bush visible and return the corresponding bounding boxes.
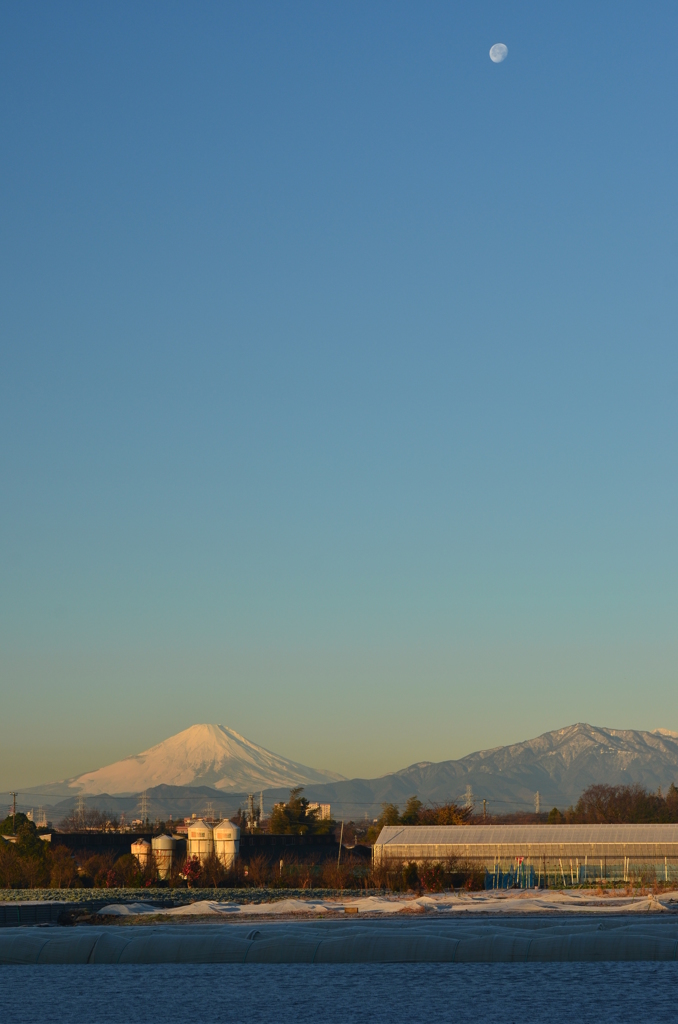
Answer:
[245,853,270,886]
[112,854,144,888]
[50,847,78,889]
[402,861,419,890]
[418,861,446,892]
[181,856,202,886]
[0,842,24,888]
[202,853,227,888]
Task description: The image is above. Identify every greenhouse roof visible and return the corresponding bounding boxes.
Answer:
[375,824,678,846]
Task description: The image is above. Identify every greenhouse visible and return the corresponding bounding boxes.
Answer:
[373,824,678,887]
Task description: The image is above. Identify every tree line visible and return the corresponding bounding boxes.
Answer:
[363,797,472,843]
[372,784,678,828]
[547,783,678,824]
[0,813,160,889]
[3,782,678,891]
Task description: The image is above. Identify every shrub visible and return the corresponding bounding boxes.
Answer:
[459,863,486,890]
[114,853,144,888]
[418,861,446,892]
[0,842,24,888]
[202,852,227,888]
[181,856,202,886]
[402,861,419,890]
[247,853,271,887]
[50,846,78,889]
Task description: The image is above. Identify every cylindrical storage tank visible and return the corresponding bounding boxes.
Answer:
[187,820,214,864]
[131,839,151,869]
[151,834,177,879]
[213,820,240,868]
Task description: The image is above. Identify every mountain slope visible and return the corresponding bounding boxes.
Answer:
[285,724,678,817]
[32,724,345,797]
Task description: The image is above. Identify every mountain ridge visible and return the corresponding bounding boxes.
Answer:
[295,723,678,816]
[18,722,678,819]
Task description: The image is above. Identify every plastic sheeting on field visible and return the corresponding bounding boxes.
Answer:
[97,890,678,918]
[3,918,678,964]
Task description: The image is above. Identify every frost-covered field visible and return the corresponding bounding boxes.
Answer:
[0,887,363,904]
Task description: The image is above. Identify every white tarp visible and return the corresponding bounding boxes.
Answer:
[98,890,678,918]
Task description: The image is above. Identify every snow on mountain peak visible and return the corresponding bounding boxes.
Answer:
[69,724,344,796]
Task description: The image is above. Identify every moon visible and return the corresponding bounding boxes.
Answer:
[489,43,508,63]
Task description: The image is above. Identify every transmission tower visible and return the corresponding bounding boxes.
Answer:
[139,791,149,824]
[464,785,474,810]
[534,791,541,815]
[76,794,86,828]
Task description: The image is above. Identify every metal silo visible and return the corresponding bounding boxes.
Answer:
[151,834,177,879]
[131,838,151,869]
[213,820,240,868]
[187,819,214,864]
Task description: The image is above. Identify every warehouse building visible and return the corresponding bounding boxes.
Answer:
[373,824,678,887]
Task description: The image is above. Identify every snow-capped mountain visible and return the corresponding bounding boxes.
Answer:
[46,724,345,796]
[295,723,678,816]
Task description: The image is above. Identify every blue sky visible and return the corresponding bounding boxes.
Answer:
[2,2,678,792]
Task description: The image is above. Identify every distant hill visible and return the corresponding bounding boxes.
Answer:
[34,784,249,824]
[18,722,678,822]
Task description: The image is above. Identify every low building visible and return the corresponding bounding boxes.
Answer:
[51,831,154,858]
[238,832,369,864]
[307,803,331,821]
[373,824,678,886]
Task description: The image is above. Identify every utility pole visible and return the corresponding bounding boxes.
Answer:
[483,799,486,821]
[337,821,344,869]
[10,793,17,834]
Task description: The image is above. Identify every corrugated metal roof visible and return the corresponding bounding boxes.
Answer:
[375,824,678,846]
